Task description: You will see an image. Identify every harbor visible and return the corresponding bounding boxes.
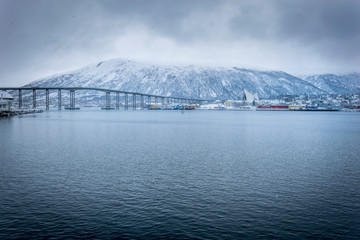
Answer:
[0,108,43,117]
[1,89,359,116]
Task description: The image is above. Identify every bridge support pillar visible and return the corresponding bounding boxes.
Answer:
[18,90,22,109]
[70,90,75,108]
[32,89,36,109]
[133,94,136,110]
[58,89,61,110]
[141,95,144,109]
[116,92,119,110]
[106,91,111,108]
[148,96,151,106]
[46,89,49,110]
[125,93,128,110]
[155,97,158,105]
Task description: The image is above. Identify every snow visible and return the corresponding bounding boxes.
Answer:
[0,91,14,100]
[23,58,360,102]
[300,73,360,94]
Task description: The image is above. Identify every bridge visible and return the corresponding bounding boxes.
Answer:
[0,87,207,110]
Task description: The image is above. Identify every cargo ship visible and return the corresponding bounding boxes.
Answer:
[149,104,197,110]
[149,105,164,110]
[288,105,340,111]
[256,105,289,111]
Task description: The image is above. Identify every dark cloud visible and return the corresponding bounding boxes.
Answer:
[0,0,359,86]
[95,0,223,42]
[229,2,274,39]
[0,0,97,80]
[229,0,360,58]
[275,1,360,40]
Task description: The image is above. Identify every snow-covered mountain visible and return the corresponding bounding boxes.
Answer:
[300,73,360,95]
[24,58,350,100]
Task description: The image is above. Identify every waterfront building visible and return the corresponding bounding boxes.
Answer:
[242,89,259,102]
[0,91,14,112]
[242,89,259,106]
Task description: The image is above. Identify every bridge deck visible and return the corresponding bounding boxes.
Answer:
[0,87,206,102]
[1,87,207,110]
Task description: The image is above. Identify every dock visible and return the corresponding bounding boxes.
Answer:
[0,109,43,117]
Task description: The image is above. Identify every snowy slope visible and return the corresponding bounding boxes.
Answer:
[301,73,360,94]
[25,58,326,100]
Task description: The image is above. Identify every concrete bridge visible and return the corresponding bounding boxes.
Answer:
[0,87,207,110]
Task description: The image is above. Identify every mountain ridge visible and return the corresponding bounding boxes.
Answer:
[300,73,360,95]
[24,58,359,100]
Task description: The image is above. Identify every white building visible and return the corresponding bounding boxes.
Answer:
[242,89,259,102]
[0,91,14,112]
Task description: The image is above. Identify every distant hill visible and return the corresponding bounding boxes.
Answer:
[300,73,360,94]
[24,59,329,100]
[23,59,359,102]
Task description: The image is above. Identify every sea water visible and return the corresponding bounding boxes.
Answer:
[0,110,359,239]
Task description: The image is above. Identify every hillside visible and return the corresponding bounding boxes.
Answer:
[25,59,326,100]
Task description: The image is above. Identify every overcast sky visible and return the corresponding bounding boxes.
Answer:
[1,0,359,86]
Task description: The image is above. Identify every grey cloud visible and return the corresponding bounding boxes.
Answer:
[274,0,360,41]
[228,0,360,42]
[0,0,221,85]
[96,0,223,42]
[0,0,359,86]
[0,1,90,66]
[274,0,360,62]
[0,0,218,64]
[228,1,274,39]
[228,0,360,64]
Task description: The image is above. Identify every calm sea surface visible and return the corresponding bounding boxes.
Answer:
[0,110,359,239]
